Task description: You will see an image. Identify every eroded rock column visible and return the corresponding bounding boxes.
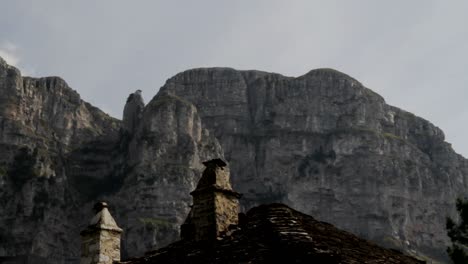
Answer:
[123,90,145,135]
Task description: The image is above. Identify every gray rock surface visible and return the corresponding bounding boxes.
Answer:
[110,94,223,257]
[123,90,144,135]
[0,56,466,263]
[0,57,121,263]
[0,57,223,262]
[160,67,468,262]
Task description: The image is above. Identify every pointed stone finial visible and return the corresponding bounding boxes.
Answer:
[80,202,123,264]
[181,159,241,241]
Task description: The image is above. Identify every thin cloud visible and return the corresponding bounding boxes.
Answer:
[0,42,37,76]
[1,1,467,156]
[0,42,20,67]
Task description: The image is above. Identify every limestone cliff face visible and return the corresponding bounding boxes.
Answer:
[122,90,144,135]
[0,57,223,262]
[110,94,223,257]
[159,67,468,261]
[0,56,466,263]
[0,57,122,263]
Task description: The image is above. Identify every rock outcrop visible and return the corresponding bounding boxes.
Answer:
[0,56,466,263]
[159,67,468,262]
[0,58,223,262]
[122,90,144,135]
[0,57,121,263]
[110,94,224,257]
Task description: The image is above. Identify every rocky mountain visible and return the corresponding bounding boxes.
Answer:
[0,56,222,263]
[0,56,121,263]
[0,56,466,263]
[159,67,468,262]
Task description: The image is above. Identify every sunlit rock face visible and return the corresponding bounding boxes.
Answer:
[160,67,468,262]
[0,55,467,263]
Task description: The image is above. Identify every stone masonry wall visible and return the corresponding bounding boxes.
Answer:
[214,192,239,237]
[80,230,121,264]
[191,192,216,241]
[98,230,121,264]
[80,233,99,264]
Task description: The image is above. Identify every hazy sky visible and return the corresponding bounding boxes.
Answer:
[1,1,468,156]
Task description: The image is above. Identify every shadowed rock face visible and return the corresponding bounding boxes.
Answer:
[123,90,144,135]
[0,57,121,263]
[0,56,466,263]
[0,55,223,262]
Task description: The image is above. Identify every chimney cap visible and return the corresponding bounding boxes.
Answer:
[93,201,108,213]
[81,201,123,234]
[202,159,227,168]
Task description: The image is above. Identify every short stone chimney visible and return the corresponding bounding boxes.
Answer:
[181,159,241,241]
[80,202,123,264]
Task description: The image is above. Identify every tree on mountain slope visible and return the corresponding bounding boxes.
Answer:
[447,198,468,263]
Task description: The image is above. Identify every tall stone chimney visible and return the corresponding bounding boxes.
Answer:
[80,202,123,264]
[181,159,241,241]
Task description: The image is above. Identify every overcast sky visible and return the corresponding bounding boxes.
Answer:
[1,0,468,156]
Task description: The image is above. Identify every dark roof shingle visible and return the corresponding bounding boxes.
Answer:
[120,203,424,264]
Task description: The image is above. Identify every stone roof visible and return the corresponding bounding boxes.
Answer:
[119,203,424,264]
[81,202,123,234]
